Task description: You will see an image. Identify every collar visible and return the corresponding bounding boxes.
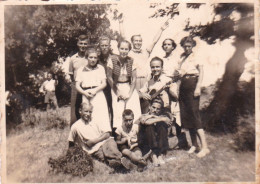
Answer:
[100,53,111,62]
[132,48,142,54]
[118,56,130,65]
[81,118,91,125]
[150,74,163,82]
[122,124,131,133]
[164,51,174,59]
[76,52,85,58]
[181,52,193,59]
[83,65,99,71]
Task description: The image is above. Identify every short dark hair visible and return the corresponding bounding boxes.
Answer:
[162,38,177,50]
[78,35,89,42]
[122,109,134,118]
[180,36,196,47]
[117,40,132,51]
[150,56,164,67]
[151,97,164,108]
[131,35,142,43]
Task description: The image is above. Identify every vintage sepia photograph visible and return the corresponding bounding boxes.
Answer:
[1,0,258,183]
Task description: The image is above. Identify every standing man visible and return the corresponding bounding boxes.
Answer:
[98,36,114,128]
[40,73,59,110]
[66,35,89,126]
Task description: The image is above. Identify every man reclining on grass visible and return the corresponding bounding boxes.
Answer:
[115,109,151,169]
[68,102,134,170]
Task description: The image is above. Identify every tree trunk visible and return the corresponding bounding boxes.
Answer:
[202,37,253,131]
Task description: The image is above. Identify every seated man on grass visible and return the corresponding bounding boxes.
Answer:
[115,109,151,168]
[68,102,134,170]
[136,98,172,167]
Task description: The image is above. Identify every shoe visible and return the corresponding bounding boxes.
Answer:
[137,159,147,167]
[108,159,122,168]
[187,146,196,154]
[121,157,137,170]
[158,155,165,165]
[151,154,160,167]
[196,148,210,158]
[143,150,152,161]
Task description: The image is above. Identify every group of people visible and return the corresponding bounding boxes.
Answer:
[46,18,211,171]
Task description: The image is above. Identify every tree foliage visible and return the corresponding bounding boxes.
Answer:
[150,3,254,43]
[5,4,119,111]
[150,3,255,131]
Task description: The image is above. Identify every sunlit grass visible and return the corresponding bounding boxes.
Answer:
[6,107,255,182]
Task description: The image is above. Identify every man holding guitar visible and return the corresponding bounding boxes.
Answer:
[139,57,178,114]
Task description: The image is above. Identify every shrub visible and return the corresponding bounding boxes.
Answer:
[233,115,255,151]
[48,144,93,177]
[44,111,68,130]
[202,79,255,133]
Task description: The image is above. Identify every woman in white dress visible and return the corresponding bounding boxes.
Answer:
[107,40,141,129]
[75,48,110,130]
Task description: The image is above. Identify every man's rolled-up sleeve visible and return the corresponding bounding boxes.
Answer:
[68,126,77,142]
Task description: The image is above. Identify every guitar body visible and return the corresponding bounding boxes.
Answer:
[141,88,168,114]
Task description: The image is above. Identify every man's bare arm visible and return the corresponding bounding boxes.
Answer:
[85,132,110,148]
[143,116,172,126]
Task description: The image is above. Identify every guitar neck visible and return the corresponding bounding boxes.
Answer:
[151,87,165,99]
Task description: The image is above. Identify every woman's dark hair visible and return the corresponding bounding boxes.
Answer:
[85,48,99,58]
[180,36,196,47]
[162,38,177,50]
[117,40,132,51]
[150,56,164,67]
[99,36,111,44]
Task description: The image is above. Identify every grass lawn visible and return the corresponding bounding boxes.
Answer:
[6,107,256,183]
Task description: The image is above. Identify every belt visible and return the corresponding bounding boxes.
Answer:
[137,76,146,79]
[183,74,198,79]
[117,81,130,83]
[82,86,97,90]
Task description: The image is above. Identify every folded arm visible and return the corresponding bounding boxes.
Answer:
[84,132,110,148]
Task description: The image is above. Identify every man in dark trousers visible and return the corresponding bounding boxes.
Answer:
[98,36,114,129]
[65,35,89,126]
[135,98,172,167]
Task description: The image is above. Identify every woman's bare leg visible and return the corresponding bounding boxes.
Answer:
[196,128,210,157]
[188,128,199,154]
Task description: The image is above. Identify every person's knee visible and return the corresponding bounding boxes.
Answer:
[156,122,168,131]
[104,139,122,159]
[122,149,131,156]
[144,125,154,132]
[133,149,142,158]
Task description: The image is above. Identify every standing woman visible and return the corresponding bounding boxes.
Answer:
[178,36,210,158]
[107,40,141,129]
[75,48,110,130]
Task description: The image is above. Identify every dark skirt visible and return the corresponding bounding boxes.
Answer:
[179,76,202,129]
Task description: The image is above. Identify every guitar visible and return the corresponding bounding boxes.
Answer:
[148,81,172,100]
[141,74,180,113]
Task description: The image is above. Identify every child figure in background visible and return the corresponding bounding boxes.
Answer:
[115,109,150,168]
[40,73,59,110]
